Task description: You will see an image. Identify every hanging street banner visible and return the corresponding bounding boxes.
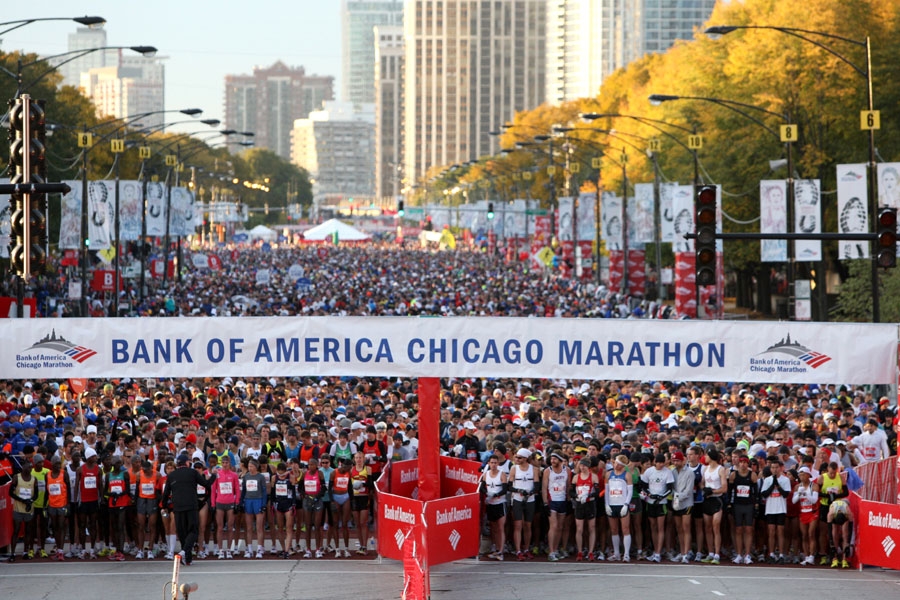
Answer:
[660,182,677,243]
[601,192,623,251]
[0,317,894,384]
[836,164,870,260]
[632,183,655,244]
[760,180,787,263]
[794,179,822,261]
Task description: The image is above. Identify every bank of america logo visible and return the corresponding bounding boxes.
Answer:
[27,329,97,363]
[448,529,461,551]
[394,529,406,550]
[883,535,896,557]
[760,333,831,368]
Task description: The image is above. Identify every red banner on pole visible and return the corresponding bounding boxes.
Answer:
[439,455,482,498]
[417,378,440,503]
[0,297,37,318]
[674,252,697,318]
[627,249,646,296]
[0,483,12,548]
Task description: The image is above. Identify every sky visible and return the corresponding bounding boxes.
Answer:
[0,1,342,135]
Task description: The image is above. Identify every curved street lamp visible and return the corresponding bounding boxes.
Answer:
[0,15,105,38]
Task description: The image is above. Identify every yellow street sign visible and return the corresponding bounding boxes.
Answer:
[77,133,93,148]
[139,146,151,159]
[687,135,703,150]
[165,155,177,166]
[648,138,661,152]
[110,139,125,153]
[780,124,798,143]
[570,162,580,173]
[861,110,881,130]
[591,157,602,169]
[547,165,557,176]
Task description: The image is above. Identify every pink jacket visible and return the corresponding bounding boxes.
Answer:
[210,469,240,505]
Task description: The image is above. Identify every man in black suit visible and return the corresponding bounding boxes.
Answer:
[161,454,209,565]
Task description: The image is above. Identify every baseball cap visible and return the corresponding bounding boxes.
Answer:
[672,451,685,461]
[516,448,532,459]
[86,425,97,434]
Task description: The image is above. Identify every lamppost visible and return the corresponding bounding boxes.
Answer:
[648,93,796,319]
[705,24,880,322]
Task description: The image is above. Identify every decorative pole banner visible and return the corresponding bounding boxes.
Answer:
[632,183,655,244]
[877,163,900,259]
[836,164,869,260]
[1,317,895,383]
[794,179,822,261]
[760,180,787,263]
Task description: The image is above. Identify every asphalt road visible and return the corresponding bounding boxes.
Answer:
[2,558,898,600]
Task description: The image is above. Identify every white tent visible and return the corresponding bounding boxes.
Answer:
[245,224,277,242]
[303,218,370,241]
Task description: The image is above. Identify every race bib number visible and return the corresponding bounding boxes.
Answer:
[219,481,233,496]
[864,447,876,459]
[19,487,32,500]
[197,484,206,495]
[335,476,349,491]
[84,476,97,490]
[551,483,564,494]
[275,482,289,497]
[736,485,750,498]
[110,480,124,494]
[826,486,838,494]
[48,483,62,496]
[304,479,318,494]
[245,479,258,493]
[771,488,781,498]
[610,487,624,498]
[141,483,155,496]
[365,453,376,464]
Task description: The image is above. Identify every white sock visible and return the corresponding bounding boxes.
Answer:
[623,535,632,557]
[168,535,176,553]
[612,535,621,555]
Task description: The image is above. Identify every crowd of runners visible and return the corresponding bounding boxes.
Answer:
[0,375,894,566]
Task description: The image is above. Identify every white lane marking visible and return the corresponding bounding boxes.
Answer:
[711,591,725,596]
[689,579,702,585]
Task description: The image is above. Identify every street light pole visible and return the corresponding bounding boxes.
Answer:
[706,24,880,321]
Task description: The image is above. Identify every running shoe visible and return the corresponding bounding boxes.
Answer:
[39,549,48,558]
[315,549,324,559]
[694,552,705,562]
[165,552,174,561]
[831,558,839,568]
[672,553,683,563]
[24,550,34,560]
[256,548,264,559]
[343,550,351,558]
[820,556,830,566]
[335,548,342,558]
[356,548,367,556]
[218,551,225,560]
[304,550,312,559]
[517,551,525,562]
[701,554,715,563]
[732,554,743,564]
[841,559,850,569]
[575,551,584,562]
[681,555,690,564]
[548,552,560,562]
[610,553,621,562]
[622,554,630,563]
[136,550,144,560]
[244,549,252,559]
[744,554,753,565]
[710,554,720,565]
[226,551,233,559]
[146,550,154,560]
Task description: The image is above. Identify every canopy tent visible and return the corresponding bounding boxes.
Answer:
[243,224,277,242]
[302,218,370,241]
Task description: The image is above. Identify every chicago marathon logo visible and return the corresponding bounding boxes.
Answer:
[27,329,97,363]
[749,333,832,375]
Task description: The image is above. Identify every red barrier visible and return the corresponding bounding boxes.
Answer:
[855,456,898,505]
[0,483,12,548]
[852,492,900,569]
[424,493,482,564]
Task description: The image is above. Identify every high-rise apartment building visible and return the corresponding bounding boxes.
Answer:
[374,25,404,201]
[291,101,376,197]
[53,26,116,88]
[341,0,404,105]
[80,53,166,128]
[403,0,546,188]
[224,62,334,160]
[546,0,716,104]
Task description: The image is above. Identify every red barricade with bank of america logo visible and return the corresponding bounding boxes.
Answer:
[849,454,900,570]
[376,456,481,565]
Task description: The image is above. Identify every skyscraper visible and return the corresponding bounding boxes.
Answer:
[403,0,546,188]
[546,0,716,105]
[341,0,404,105]
[291,101,376,197]
[80,53,166,128]
[53,26,114,88]
[374,25,404,201]
[223,62,335,160]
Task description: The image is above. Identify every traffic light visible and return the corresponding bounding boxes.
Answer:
[8,95,46,278]
[876,207,897,268]
[9,192,26,277]
[398,200,404,217]
[487,202,495,220]
[695,185,717,286]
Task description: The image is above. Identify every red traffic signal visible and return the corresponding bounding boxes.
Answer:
[877,207,897,268]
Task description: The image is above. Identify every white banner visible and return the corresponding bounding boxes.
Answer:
[575,193,595,242]
[1,317,895,383]
[878,162,900,209]
[660,183,677,243]
[632,183,655,244]
[169,187,196,237]
[145,180,168,236]
[87,181,113,250]
[836,164,869,260]
[118,180,142,241]
[557,196,574,242]
[760,180,787,262]
[794,179,822,261]
[672,184,694,253]
[601,193,622,250]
